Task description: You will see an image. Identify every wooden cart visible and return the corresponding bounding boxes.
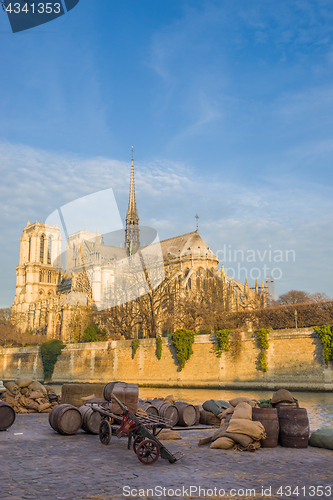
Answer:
[88,394,184,465]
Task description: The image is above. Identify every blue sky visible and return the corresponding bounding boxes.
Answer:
[1,0,333,306]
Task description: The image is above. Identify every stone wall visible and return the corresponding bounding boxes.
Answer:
[1,328,332,390]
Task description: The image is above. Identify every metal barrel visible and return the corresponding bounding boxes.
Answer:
[49,404,82,435]
[252,407,279,448]
[0,401,16,431]
[175,402,197,427]
[79,405,102,434]
[278,407,309,448]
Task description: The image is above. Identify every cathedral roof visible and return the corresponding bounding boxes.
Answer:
[159,231,218,262]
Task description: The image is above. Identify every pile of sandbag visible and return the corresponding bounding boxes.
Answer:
[4,378,60,414]
[199,397,266,452]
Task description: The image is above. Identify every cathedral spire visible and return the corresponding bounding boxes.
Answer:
[125,149,140,255]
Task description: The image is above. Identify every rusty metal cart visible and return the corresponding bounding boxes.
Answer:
[88,394,184,465]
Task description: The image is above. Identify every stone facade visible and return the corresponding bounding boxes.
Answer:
[12,159,265,341]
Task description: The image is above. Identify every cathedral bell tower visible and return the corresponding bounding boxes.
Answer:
[125,152,140,255]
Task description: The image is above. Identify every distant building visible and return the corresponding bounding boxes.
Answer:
[12,157,265,340]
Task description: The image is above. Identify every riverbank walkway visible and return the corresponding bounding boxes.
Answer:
[1,414,332,500]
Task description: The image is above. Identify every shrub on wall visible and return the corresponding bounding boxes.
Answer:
[213,329,230,357]
[256,328,269,372]
[40,339,66,382]
[314,325,333,365]
[82,323,108,342]
[171,329,195,371]
[131,339,140,359]
[156,337,162,360]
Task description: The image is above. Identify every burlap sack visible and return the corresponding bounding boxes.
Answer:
[218,407,234,419]
[158,429,181,440]
[4,382,19,395]
[43,385,54,394]
[229,397,259,407]
[163,395,176,404]
[231,402,252,420]
[36,397,49,404]
[19,395,39,411]
[210,437,235,449]
[227,419,266,440]
[21,387,31,397]
[5,393,16,406]
[236,440,261,452]
[271,389,298,406]
[38,402,51,412]
[15,378,33,388]
[30,391,46,400]
[28,381,47,393]
[41,408,52,413]
[225,432,253,447]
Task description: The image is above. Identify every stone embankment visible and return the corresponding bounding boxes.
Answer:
[1,328,333,390]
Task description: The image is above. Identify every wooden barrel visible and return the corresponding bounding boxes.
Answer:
[79,405,102,434]
[150,400,179,426]
[103,382,138,415]
[0,402,16,431]
[49,404,82,435]
[252,407,279,448]
[194,405,201,425]
[138,401,159,417]
[175,402,197,427]
[278,407,309,448]
[199,409,220,426]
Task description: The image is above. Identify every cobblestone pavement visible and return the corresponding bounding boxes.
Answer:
[1,414,332,500]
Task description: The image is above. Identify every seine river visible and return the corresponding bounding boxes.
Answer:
[54,385,333,430]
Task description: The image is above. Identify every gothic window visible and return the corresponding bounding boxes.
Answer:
[39,271,43,283]
[40,235,45,263]
[47,237,52,264]
[28,237,31,262]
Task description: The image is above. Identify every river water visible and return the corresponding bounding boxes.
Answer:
[53,385,333,431]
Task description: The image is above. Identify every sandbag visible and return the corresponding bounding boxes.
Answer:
[43,385,55,394]
[41,408,53,413]
[15,378,33,388]
[210,437,235,449]
[229,397,259,407]
[158,429,182,440]
[19,395,38,411]
[236,440,261,452]
[21,387,31,396]
[4,382,20,395]
[231,402,252,420]
[5,393,16,406]
[30,391,45,400]
[28,381,47,393]
[309,427,333,450]
[271,389,298,406]
[218,407,234,419]
[225,432,253,447]
[227,418,266,440]
[38,402,51,412]
[163,395,176,404]
[203,400,231,417]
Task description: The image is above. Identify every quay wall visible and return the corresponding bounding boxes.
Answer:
[1,328,333,391]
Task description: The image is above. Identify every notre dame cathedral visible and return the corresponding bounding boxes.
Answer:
[12,157,265,340]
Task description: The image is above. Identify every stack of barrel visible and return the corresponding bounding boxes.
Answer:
[253,389,309,449]
[138,398,199,427]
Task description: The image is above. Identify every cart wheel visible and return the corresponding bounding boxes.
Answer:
[99,420,112,445]
[133,435,145,454]
[136,439,160,465]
